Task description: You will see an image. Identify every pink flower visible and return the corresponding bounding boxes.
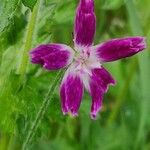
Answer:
[30,0,146,119]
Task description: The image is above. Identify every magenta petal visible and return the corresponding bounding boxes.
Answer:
[95,37,146,62]
[30,44,74,70]
[74,0,96,47]
[60,72,84,116]
[92,67,116,92]
[89,78,103,119]
[87,67,115,119]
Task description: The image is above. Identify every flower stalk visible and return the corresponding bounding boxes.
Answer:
[22,70,64,150]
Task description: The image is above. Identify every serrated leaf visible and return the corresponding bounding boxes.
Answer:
[0,0,20,33]
[21,0,37,11]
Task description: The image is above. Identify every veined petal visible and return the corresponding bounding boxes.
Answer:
[60,70,84,116]
[94,37,146,62]
[74,0,96,47]
[84,67,115,119]
[30,44,74,70]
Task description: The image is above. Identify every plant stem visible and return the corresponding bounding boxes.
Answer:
[22,70,64,150]
[17,1,40,75]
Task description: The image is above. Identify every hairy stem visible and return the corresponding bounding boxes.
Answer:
[22,70,64,150]
[17,1,40,75]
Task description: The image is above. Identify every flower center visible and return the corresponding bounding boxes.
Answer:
[72,47,101,75]
[75,49,90,64]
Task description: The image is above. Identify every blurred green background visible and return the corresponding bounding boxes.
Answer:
[0,0,150,149]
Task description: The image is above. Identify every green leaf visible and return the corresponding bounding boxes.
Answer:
[21,0,37,11]
[0,0,20,33]
[0,46,17,75]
